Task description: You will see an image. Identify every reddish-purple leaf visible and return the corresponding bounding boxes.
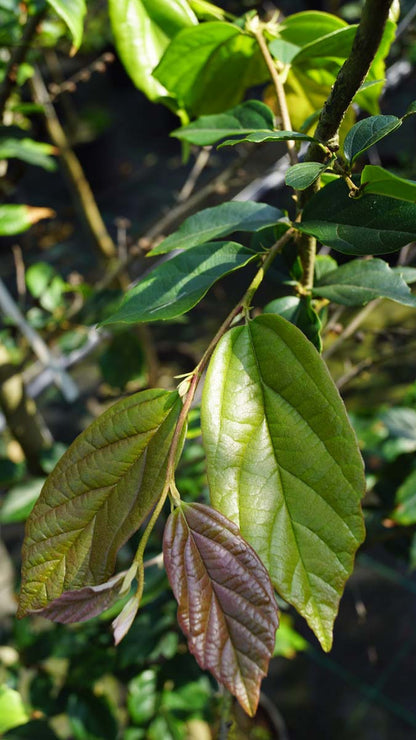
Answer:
[32,570,127,623]
[163,502,279,717]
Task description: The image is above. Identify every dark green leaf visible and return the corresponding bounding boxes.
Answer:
[99,332,146,390]
[404,100,416,118]
[360,165,416,202]
[298,178,416,255]
[102,242,256,325]
[171,100,274,146]
[46,0,86,50]
[150,200,283,255]
[67,691,118,740]
[343,115,401,164]
[314,255,338,282]
[17,389,182,616]
[0,137,56,170]
[219,130,316,148]
[391,470,416,526]
[3,721,59,740]
[163,502,279,716]
[313,258,416,307]
[285,161,328,190]
[264,295,322,351]
[109,0,197,102]
[154,22,267,116]
[0,205,53,236]
[201,314,365,651]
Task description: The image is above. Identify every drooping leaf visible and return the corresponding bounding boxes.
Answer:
[31,571,129,623]
[0,137,56,170]
[46,0,86,51]
[285,161,328,190]
[391,469,416,526]
[150,200,283,255]
[343,115,402,165]
[171,100,274,146]
[109,0,197,102]
[298,178,416,255]
[201,314,365,651]
[102,242,257,325]
[163,501,279,716]
[264,295,322,351]
[17,389,182,616]
[0,204,54,236]
[154,22,267,116]
[313,259,416,307]
[360,165,416,202]
[219,130,316,148]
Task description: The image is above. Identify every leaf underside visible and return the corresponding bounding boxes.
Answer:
[163,502,279,716]
[201,314,365,651]
[18,389,182,617]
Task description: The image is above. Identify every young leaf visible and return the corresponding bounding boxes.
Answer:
[0,137,56,171]
[0,204,54,236]
[268,38,300,65]
[163,502,279,716]
[102,242,257,325]
[391,470,416,526]
[109,0,197,102]
[285,162,328,190]
[360,165,416,202]
[171,100,274,146]
[278,10,347,47]
[201,314,365,651]
[46,0,86,51]
[298,178,416,255]
[154,22,267,116]
[150,200,283,255]
[313,258,416,307]
[343,115,402,164]
[17,389,182,617]
[290,24,357,66]
[219,130,316,148]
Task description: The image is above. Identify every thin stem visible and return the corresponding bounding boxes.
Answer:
[252,25,298,166]
[323,300,380,360]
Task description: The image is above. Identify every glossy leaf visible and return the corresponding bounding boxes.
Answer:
[285,161,328,190]
[150,200,283,255]
[46,0,86,50]
[264,295,322,351]
[171,100,274,146]
[154,22,267,116]
[0,204,53,236]
[109,0,197,101]
[391,470,416,526]
[163,502,279,716]
[188,0,228,20]
[0,137,56,170]
[290,24,357,65]
[102,242,256,325]
[313,259,416,307]
[278,11,347,46]
[201,314,365,651]
[343,115,402,164]
[219,130,316,148]
[298,178,416,255]
[17,389,182,616]
[360,165,416,202]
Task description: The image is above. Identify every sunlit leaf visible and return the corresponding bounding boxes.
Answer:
[219,130,316,148]
[46,0,86,51]
[343,115,401,164]
[313,259,416,307]
[0,136,56,170]
[18,389,182,616]
[278,11,347,47]
[171,100,274,146]
[298,178,416,255]
[201,314,365,651]
[102,242,257,325]
[150,200,283,255]
[391,470,416,526]
[164,502,279,716]
[0,204,54,236]
[0,686,29,734]
[360,165,416,202]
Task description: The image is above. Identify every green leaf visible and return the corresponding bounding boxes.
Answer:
[285,161,328,190]
[128,669,158,725]
[0,686,29,734]
[343,115,402,164]
[17,389,182,616]
[154,22,267,116]
[268,38,300,65]
[273,614,308,659]
[392,266,416,285]
[171,100,274,146]
[102,242,256,325]
[0,204,53,236]
[313,258,416,307]
[264,295,322,351]
[25,262,54,298]
[404,100,416,118]
[0,137,56,170]
[0,478,44,524]
[298,178,416,255]
[201,314,365,651]
[391,469,416,526]
[163,502,279,716]
[150,200,283,255]
[278,11,347,47]
[354,18,396,115]
[187,0,228,20]
[314,255,338,282]
[290,24,357,65]
[46,0,86,50]
[360,165,416,202]
[109,0,197,102]
[219,130,316,148]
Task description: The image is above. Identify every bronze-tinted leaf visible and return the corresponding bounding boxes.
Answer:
[163,502,279,716]
[32,571,128,623]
